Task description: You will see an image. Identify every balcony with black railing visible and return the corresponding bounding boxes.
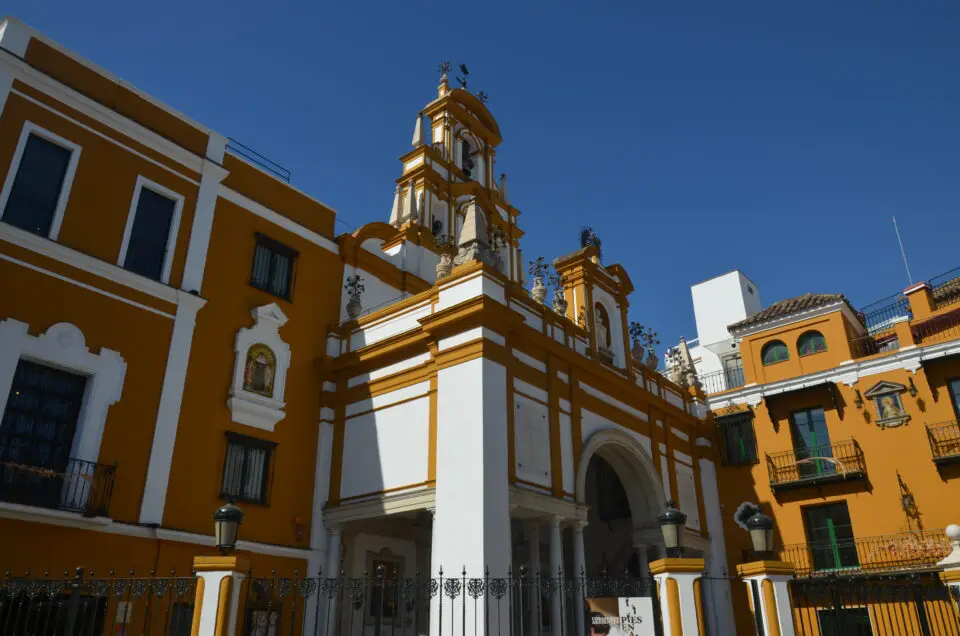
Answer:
[766,439,867,491]
[927,420,960,466]
[930,267,960,311]
[698,364,746,394]
[776,528,952,578]
[848,332,900,359]
[0,457,116,517]
[859,295,912,336]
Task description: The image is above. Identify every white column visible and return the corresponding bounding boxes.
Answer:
[741,575,795,636]
[431,356,512,636]
[572,522,587,636]
[525,521,541,635]
[548,516,564,636]
[324,526,343,635]
[633,543,650,580]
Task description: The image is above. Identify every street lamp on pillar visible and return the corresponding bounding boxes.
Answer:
[214,501,244,554]
[658,502,687,558]
[745,510,775,560]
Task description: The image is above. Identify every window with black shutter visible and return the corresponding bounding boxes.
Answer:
[249,234,297,300]
[122,186,178,281]
[718,413,758,465]
[220,432,276,505]
[2,133,73,237]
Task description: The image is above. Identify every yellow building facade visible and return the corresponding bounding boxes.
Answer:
[0,17,735,636]
[688,273,960,634]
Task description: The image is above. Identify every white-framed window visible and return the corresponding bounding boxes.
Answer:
[0,319,126,516]
[0,121,82,241]
[118,176,184,283]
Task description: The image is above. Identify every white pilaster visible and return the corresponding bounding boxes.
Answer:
[431,356,511,636]
[323,526,343,635]
[181,161,228,294]
[548,516,564,636]
[138,292,206,524]
[654,570,703,636]
[302,421,334,636]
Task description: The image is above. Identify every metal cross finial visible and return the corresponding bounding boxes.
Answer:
[438,61,451,76]
[477,91,488,103]
[456,64,469,88]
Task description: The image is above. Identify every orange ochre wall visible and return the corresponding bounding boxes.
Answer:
[161,197,343,547]
[0,91,201,290]
[717,358,960,633]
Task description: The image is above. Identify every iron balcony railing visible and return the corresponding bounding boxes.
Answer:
[848,333,900,359]
[766,439,866,490]
[698,365,746,394]
[859,295,912,336]
[927,420,960,466]
[930,267,960,311]
[914,311,960,345]
[777,529,952,578]
[0,457,116,517]
[226,137,291,182]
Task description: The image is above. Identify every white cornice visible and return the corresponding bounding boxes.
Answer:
[705,341,957,410]
[323,487,436,525]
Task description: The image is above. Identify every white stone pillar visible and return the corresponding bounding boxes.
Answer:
[324,526,343,635]
[938,525,960,612]
[572,522,587,636]
[737,562,796,636]
[525,520,542,635]
[431,355,512,636]
[548,516,564,636]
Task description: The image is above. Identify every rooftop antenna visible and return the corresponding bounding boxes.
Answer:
[893,216,913,285]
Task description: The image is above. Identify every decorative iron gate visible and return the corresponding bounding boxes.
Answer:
[789,573,960,636]
[243,568,663,636]
[0,567,197,636]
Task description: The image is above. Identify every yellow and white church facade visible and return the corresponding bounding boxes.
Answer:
[0,16,734,634]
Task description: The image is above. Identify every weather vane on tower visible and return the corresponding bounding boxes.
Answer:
[456,64,469,89]
[438,61,451,78]
[437,62,487,102]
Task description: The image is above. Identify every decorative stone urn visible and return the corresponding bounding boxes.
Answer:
[346,297,362,320]
[531,277,547,304]
[552,290,568,315]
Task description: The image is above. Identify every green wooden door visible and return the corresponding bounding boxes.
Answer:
[804,503,859,573]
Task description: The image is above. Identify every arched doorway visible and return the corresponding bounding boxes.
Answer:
[576,429,666,578]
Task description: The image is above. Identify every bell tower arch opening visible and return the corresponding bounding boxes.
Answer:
[577,429,665,577]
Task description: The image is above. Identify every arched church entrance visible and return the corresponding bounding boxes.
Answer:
[577,429,666,579]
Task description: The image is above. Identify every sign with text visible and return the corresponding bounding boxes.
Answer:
[586,597,655,636]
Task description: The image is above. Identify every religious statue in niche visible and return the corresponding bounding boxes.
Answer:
[863,381,910,428]
[243,344,276,397]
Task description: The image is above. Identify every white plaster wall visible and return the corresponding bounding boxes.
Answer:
[438,271,505,310]
[509,300,543,332]
[349,301,433,350]
[674,462,700,531]
[664,388,685,410]
[559,412,574,494]
[691,270,760,348]
[580,409,652,460]
[340,393,430,499]
[699,458,737,635]
[514,393,551,487]
[339,264,403,324]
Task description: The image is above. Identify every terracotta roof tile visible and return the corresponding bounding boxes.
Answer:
[728,293,849,332]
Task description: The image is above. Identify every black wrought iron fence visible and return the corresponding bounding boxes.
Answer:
[849,333,900,359]
[789,573,960,635]
[0,568,197,636]
[242,568,661,636]
[915,312,960,346]
[861,296,912,335]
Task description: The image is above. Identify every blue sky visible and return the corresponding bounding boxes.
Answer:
[8,1,959,349]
